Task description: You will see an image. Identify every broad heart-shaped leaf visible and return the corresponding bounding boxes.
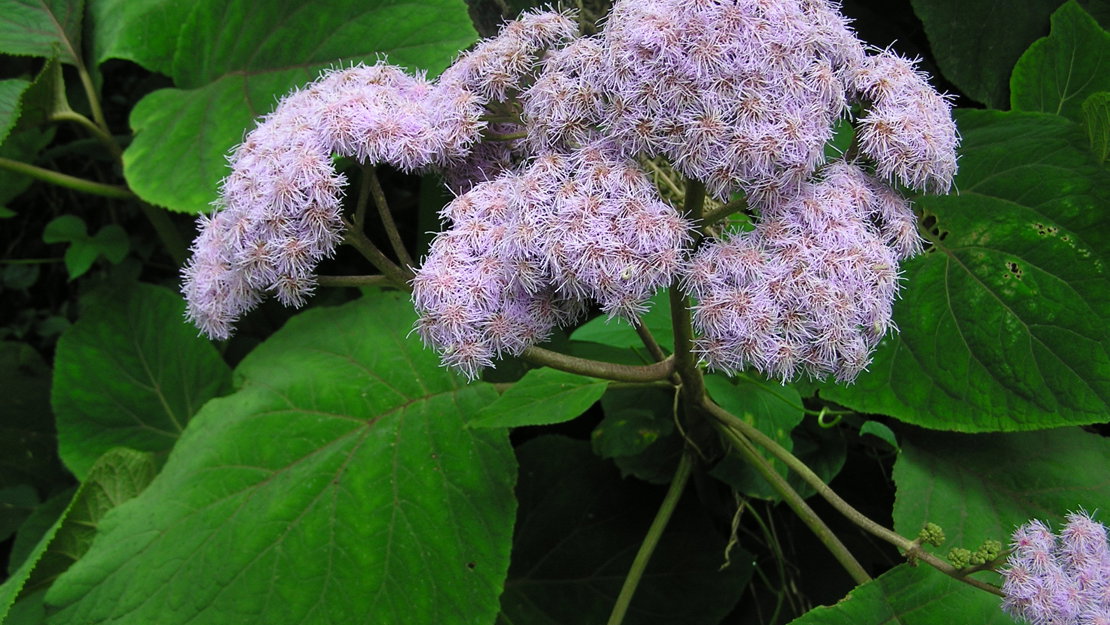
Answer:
[498,436,752,625]
[0,448,154,624]
[892,428,1110,564]
[471,368,608,428]
[121,0,477,213]
[51,282,232,479]
[0,79,30,145]
[0,0,83,64]
[813,110,1110,432]
[909,0,1062,107]
[1012,1,1110,123]
[705,374,804,500]
[86,0,192,75]
[46,293,517,625]
[785,564,1007,625]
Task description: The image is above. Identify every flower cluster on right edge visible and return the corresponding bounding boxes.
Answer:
[1002,511,1110,625]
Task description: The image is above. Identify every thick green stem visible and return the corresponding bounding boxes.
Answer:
[366,167,415,269]
[669,285,706,400]
[607,450,695,625]
[716,420,871,585]
[0,157,134,200]
[704,399,1004,596]
[341,217,414,287]
[521,346,675,383]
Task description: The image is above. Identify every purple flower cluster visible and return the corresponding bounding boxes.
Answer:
[852,50,959,192]
[686,162,915,382]
[182,0,960,382]
[412,142,691,377]
[182,64,486,339]
[1002,512,1110,625]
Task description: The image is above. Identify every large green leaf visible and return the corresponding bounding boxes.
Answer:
[46,293,517,625]
[498,436,751,625]
[909,0,1062,108]
[705,374,804,500]
[121,0,477,213]
[892,428,1110,562]
[786,564,1007,625]
[471,368,608,428]
[51,282,232,479]
[815,110,1110,432]
[0,448,154,624]
[1012,1,1110,123]
[0,0,83,64]
[86,0,191,74]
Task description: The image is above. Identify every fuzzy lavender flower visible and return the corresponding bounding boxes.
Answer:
[182,62,487,339]
[595,0,866,201]
[687,161,905,382]
[412,174,586,378]
[852,50,959,192]
[1002,512,1110,625]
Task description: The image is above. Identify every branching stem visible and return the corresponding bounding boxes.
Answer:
[521,346,675,383]
[366,166,415,268]
[340,217,414,287]
[716,420,872,585]
[704,399,1005,596]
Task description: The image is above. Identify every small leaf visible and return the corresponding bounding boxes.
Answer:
[571,291,674,353]
[42,215,86,244]
[1012,1,1110,123]
[601,387,684,484]
[892,428,1110,562]
[1083,90,1110,163]
[471,368,608,428]
[500,436,752,625]
[786,563,1007,625]
[0,206,15,218]
[62,241,98,280]
[859,421,898,451]
[0,0,83,64]
[0,78,30,145]
[51,283,232,479]
[592,408,673,459]
[46,293,516,625]
[705,374,805,500]
[91,225,129,263]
